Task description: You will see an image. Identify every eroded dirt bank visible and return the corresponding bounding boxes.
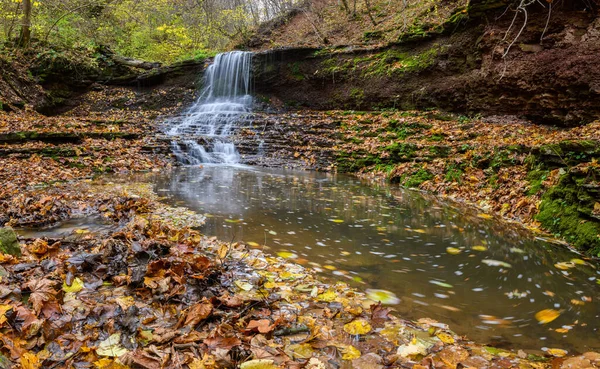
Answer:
[250,1,600,126]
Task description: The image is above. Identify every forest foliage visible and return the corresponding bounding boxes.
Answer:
[0,0,299,63]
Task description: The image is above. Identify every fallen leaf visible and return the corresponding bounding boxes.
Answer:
[97,333,128,357]
[535,309,560,324]
[184,301,213,326]
[343,319,372,335]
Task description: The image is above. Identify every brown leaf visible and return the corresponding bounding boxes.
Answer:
[184,301,213,327]
[246,319,275,334]
[218,293,244,308]
[204,335,241,350]
[24,278,57,315]
[370,302,392,324]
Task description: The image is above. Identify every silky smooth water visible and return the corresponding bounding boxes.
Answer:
[148,165,599,352]
[167,51,253,164]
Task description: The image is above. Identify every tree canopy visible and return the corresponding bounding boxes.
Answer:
[0,0,299,62]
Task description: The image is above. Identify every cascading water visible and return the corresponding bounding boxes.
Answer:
[167,51,253,164]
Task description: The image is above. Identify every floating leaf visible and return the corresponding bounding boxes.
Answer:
[62,277,84,293]
[477,213,493,219]
[570,258,586,265]
[429,280,453,288]
[246,241,260,247]
[554,262,575,270]
[446,247,461,255]
[224,219,242,223]
[343,319,372,335]
[330,219,344,223]
[268,230,277,235]
[509,247,525,254]
[472,246,487,251]
[481,259,511,268]
[97,333,128,357]
[276,251,297,259]
[366,289,401,304]
[535,309,560,324]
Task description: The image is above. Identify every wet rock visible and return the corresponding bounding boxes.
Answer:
[0,227,21,256]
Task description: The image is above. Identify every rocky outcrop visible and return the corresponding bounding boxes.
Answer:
[251,4,600,126]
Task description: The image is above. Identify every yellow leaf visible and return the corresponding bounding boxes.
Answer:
[330,219,344,223]
[436,332,455,344]
[343,319,372,335]
[472,245,487,251]
[115,296,135,310]
[554,262,575,270]
[535,309,560,324]
[339,344,361,360]
[240,359,280,369]
[217,244,228,259]
[276,251,297,259]
[0,304,12,326]
[62,277,84,293]
[234,280,253,291]
[546,348,567,357]
[446,247,461,255]
[96,333,128,357]
[366,289,400,304]
[74,229,89,234]
[93,358,129,369]
[477,213,493,219]
[317,289,337,302]
[246,241,260,247]
[20,352,40,369]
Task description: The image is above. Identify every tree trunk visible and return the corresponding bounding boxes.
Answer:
[18,0,32,47]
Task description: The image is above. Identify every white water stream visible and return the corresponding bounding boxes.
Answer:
[168,51,253,164]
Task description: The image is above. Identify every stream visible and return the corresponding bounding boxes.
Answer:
[129,164,599,353]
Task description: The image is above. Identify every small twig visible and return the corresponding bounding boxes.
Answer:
[540,2,552,43]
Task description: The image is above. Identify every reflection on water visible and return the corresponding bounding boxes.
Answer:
[149,166,598,352]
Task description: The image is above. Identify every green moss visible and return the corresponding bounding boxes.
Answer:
[526,169,549,196]
[288,62,305,81]
[403,168,433,188]
[445,164,464,183]
[336,151,382,172]
[384,142,417,161]
[428,145,451,158]
[536,175,600,256]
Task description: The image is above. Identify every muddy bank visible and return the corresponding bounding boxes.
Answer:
[250,2,600,126]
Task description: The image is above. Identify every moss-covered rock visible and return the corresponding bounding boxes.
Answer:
[536,173,600,256]
[0,227,21,256]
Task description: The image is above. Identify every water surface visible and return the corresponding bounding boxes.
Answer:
[147,165,599,352]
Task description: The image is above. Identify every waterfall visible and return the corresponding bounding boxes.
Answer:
[167,51,253,164]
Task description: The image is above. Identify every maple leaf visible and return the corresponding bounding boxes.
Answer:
[24,278,57,315]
